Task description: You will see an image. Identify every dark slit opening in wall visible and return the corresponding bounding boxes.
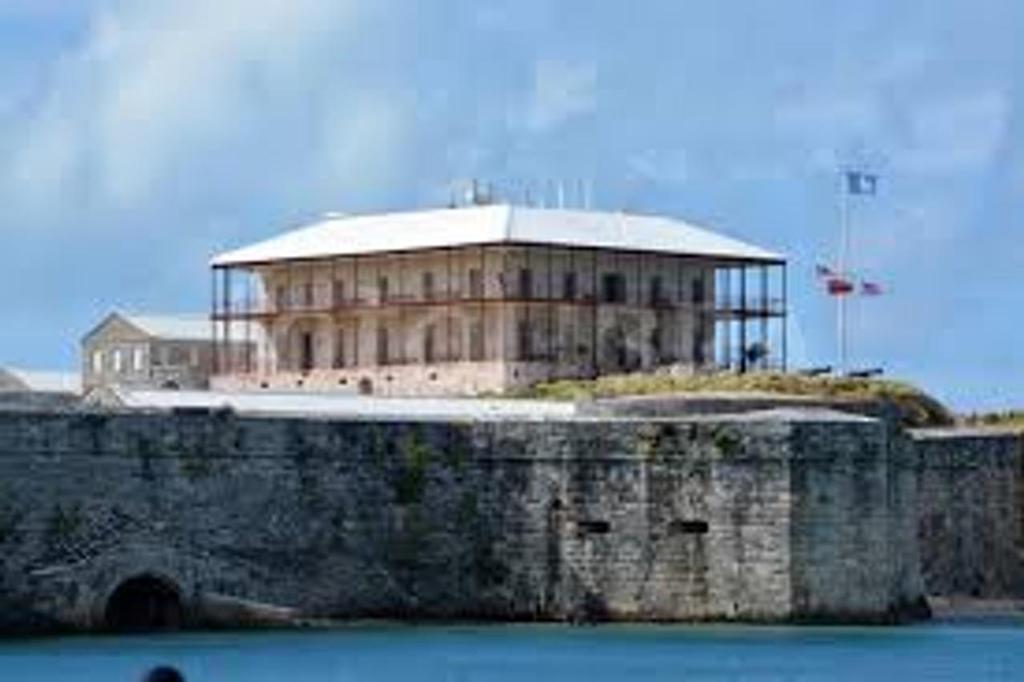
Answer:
[669,519,709,535]
[578,519,611,535]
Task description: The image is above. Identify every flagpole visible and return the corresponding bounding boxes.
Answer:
[838,169,850,375]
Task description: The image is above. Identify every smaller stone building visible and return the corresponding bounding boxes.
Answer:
[0,367,81,409]
[82,312,253,392]
[0,367,81,395]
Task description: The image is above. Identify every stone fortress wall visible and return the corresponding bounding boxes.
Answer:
[910,428,1024,598]
[0,405,1018,634]
[598,395,1024,601]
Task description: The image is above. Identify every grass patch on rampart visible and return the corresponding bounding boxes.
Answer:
[961,411,1024,432]
[510,371,954,428]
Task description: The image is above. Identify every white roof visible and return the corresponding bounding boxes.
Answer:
[125,314,213,341]
[0,367,81,394]
[96,313,258,343]
[90,388,580,420]
[211,205,784,267]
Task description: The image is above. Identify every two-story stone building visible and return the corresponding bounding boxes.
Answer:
[210,205,786,396]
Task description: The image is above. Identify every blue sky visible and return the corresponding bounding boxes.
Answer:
[0,0,1020,411]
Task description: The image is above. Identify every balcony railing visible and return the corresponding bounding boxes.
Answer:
[211,294,748,319]
[714,296,786,317]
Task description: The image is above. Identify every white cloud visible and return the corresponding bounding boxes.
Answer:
[523,58,597,132]
[2,0,403,217]
[770,65,1011,180]
[898,90,1009,173]
[314,90,411,205]
[774,90,886,144]
[770,44,934,149]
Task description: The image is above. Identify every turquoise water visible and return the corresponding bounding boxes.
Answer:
[2,622,1023,681]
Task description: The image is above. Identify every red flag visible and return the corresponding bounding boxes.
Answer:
[826,277,854,296]
[861,281,883,296]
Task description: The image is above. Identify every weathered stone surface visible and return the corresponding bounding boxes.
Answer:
[0,407,926,633]
[911,428,1024,599]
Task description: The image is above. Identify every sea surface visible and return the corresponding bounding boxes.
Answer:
[2,620,1024,681]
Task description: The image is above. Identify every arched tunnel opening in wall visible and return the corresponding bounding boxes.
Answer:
[103,575,186,633]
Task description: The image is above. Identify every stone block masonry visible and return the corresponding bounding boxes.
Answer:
[911,428,1024,598]
[0,407,926,634]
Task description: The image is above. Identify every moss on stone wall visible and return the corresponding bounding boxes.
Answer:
[443,423,474,470]
[708,425,742,457]
[42,502,86,562]
[179,449,214,480]
[393,428,435,505]
[636,423,689,460]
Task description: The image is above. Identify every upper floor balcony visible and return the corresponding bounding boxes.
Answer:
[209,290,736,321]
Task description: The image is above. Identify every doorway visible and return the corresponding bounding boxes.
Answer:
[300,332,314,372]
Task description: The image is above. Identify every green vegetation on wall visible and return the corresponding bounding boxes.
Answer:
[179,448,214,480]
[963,411,1024,432]
[42,502,86,561]
[393,428,436,505]
[512,371,953,428]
